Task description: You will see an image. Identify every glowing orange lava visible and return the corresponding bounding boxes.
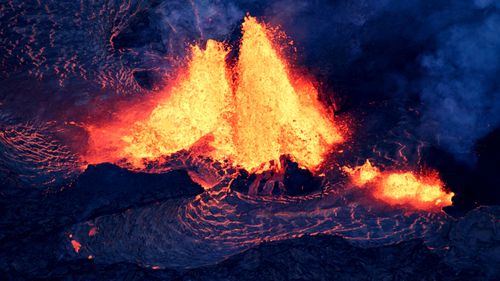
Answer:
[344,160,454,210]
[84,16,342,172]
[70,239,81,253]
[232,17,341,170]
[121,40,234,163]
[342,160,379,186]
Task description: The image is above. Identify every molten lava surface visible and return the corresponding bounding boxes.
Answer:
[344,160,454,209]
[85,16,342,172]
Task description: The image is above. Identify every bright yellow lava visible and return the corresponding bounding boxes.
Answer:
[121,40,234,160]
[342,160,379,186]
[232,16,341,170]
[85,16,342,172]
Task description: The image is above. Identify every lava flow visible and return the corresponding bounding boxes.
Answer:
[84,16,342,172]
[343,160,454,209]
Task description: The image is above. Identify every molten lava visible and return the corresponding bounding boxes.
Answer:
[121,40,234,162]
[344,160,454,210]
[70,239,81,253]
[342,160,379,186]
[232,17,341,170]
[85,16,342,172]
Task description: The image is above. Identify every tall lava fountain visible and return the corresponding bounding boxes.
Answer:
[85,16,342,172]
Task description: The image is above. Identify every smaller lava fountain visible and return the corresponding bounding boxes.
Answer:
[343,160,454,210]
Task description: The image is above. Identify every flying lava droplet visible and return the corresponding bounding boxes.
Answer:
[84,16,342,172]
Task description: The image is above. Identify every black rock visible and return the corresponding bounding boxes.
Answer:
[0,163,204,279]
[58,163,204,220]
[180,235,458,281]
[282,157,323,196]
[230,156,323,197]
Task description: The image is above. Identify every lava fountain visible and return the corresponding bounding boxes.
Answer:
[343,160,454,210]
[84,16,342,172]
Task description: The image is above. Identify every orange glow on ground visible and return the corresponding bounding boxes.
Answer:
[88,227,97,237]
[344,161,454,210]
[70,239,81,253]
[121,40,234,164]
[84,16,342,172]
